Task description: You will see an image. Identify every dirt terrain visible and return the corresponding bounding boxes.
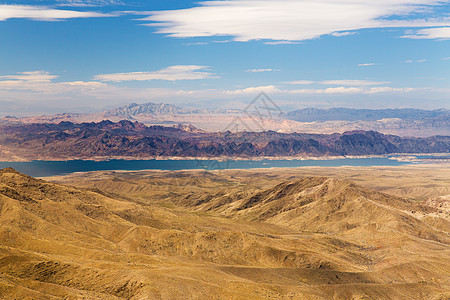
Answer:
[0,166,449,299]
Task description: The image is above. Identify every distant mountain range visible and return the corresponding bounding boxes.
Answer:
[0,120,448,161]
[286,107,449,122]
[1,102,449,137]
[103,102,201,118]
[106,103,450,122]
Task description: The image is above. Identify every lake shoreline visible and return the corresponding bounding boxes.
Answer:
[1,152,449,163]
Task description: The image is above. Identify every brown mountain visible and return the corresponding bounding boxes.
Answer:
[0,168,448,299]
[0,120,448,161]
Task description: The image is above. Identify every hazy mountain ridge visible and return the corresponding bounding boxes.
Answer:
[103,102,201,118]
[2,103,449,137]
[0,120,448,161]
[287,107,450,122]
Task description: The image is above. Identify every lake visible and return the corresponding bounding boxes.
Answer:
[0,157,413,177]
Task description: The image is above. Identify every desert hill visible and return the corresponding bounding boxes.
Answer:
[0,167,448,299]
[172,177,448,244]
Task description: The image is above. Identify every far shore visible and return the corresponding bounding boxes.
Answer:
[0,152,449,163]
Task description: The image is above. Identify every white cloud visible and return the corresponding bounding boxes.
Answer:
[284,79,389,86]
[443,57,450,60]
[57,0,123,7]
[289,86,418,94]
[94,65,218,82]
[401,27,450,39]
[402,59,427,63]
[0,4,113,21]
[0,71,108,96]
[331,31,357,37]
[264,41,300,45]
[142,0,450,42]
[365,87,416,93]
[0,71,436,111]
[291,87,363,94]
[358,63,376,67]
[0,71,58,83]
[184,42,209,46]
[283,80,315,85]
[225,85,416,95]
[225,85,281,95]
[246,68,278,73]
[321,80,389,86]
[184,40,230,45]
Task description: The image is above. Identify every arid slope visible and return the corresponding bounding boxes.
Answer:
[0,168,449,299]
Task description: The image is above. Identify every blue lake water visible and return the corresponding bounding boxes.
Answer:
[0,157,412,177]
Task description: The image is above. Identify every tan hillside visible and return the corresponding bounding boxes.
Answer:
[174,177,446,241]
[0,167,449,299]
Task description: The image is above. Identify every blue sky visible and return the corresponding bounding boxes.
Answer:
[0,0,449,115]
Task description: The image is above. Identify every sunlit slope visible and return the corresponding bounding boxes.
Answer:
[176,177,445,239]
[0,168,448,299]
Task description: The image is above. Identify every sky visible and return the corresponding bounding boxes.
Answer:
[0,0,449,115]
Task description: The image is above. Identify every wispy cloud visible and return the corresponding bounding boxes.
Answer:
[184,42,209,46]
[57,0,123,7]
[225,85,416,95]
[0,71,58,83]
[94,65,218,82]
[225,85,280,95]
[402,59,427,63]
[358,63,376,67]
[320,80,389,86]
[443,57,450,60]
[0,4,114,21]
[290,86,417,94]
[401,27,450,39]
[291,87,363,94]
[246,68,279,73]
[141,0,450,42]
[283,80,315,85]
[264,41,300,45]
[56,0,123,7]
[0,71,435,110]
[331,31,357,37]
[0,71,107,94]
[284,79,389,86]
[184,39,230,46]
[365,87,416,94]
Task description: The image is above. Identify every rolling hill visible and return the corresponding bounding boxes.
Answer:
[0,167,448,299]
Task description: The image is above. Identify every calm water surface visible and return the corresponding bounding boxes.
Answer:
[0,157,412,177]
